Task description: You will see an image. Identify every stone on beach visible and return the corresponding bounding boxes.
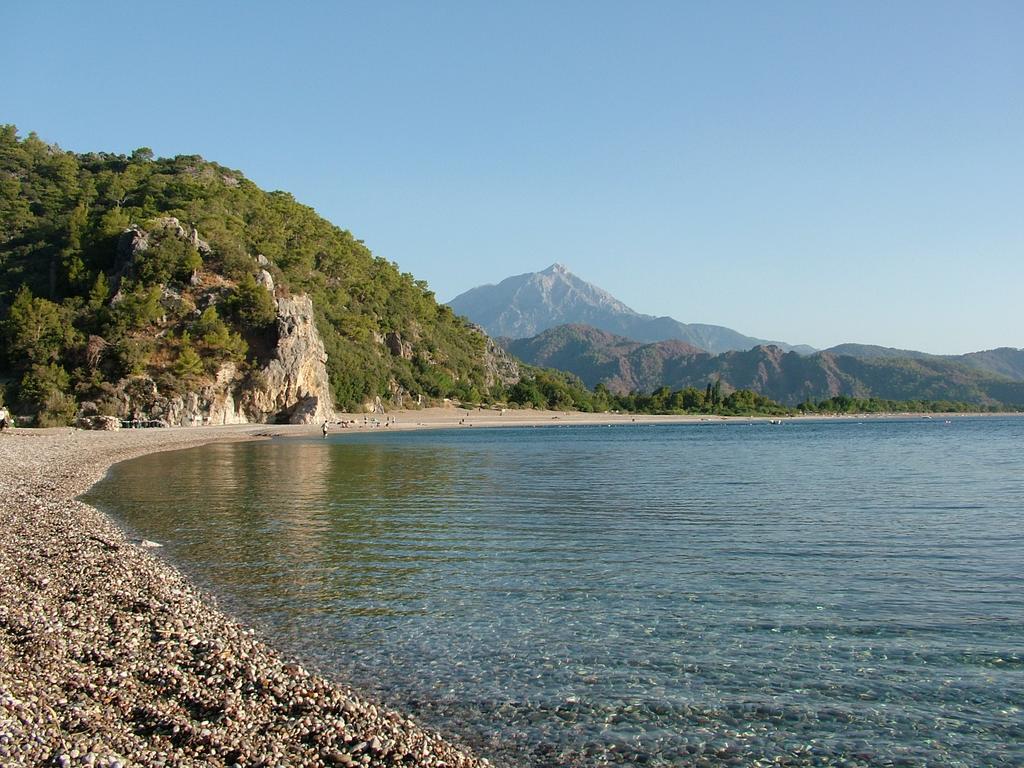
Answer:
[0,426,490,767]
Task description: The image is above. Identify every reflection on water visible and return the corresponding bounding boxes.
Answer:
[86,420,1024,767]
[100,441,465,631]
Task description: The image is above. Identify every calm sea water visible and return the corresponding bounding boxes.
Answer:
[85,418,1024,767]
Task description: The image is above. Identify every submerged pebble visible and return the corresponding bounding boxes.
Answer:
[0,427,491,767]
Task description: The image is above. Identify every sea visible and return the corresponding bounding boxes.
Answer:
[84,417,1024,767]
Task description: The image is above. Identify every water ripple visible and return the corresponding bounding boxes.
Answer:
[86,418,1024,767]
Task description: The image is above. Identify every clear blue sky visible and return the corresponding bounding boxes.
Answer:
[4,1,1021,354]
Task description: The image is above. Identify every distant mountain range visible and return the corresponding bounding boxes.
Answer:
[448,264,816,355]
[450,264,1023,407]
[504,324,1024,407]
[825,343,1024,381]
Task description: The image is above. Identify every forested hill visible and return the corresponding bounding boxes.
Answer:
[0,127,515,424]
[505,324,1024,408]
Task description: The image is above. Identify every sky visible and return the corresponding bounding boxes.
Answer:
[4,1,1022,354]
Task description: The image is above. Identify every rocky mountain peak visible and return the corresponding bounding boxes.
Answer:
[449,266,811,355]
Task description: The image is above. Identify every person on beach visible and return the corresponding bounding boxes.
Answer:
[321,420,329,438]
[0,405,8,432]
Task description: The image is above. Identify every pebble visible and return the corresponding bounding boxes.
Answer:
[0,427,491,768]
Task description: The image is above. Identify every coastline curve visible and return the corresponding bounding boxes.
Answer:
[0,424,491,767]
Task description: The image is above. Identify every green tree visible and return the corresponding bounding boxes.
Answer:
[134,234,202,285]
[226,273,277,328]
[87,272,110,312]
[105,284,164,338]
[508,378,546,409]
[174,336,205,378]
[194,306,247,362]
[113,337,153,376]
[19,363,76,426]
[4,286,78,366]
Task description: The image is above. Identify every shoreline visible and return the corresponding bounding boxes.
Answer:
[1,409,1015,765]
[0,425,492,768]
[314,406,1020,437]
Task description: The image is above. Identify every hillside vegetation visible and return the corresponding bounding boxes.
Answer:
[0,127,509,423]
[506,324,1024,409]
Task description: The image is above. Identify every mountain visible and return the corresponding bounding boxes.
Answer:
[957,348,1024,381]
[449,264,815,355]
[504,325,703,395]
[505,324,1024,407]
[824,343,937,361]
[0,127,519,425]
[826,344,1024,382]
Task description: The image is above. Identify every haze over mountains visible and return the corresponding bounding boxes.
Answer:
[448,264,816,355]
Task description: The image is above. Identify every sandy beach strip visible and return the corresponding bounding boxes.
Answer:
[0,424,495,768]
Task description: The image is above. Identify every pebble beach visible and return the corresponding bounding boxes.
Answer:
[0,425,492,768]
[2,411,1007,767]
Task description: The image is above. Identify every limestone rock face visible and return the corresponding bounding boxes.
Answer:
[256,269,275,295]
[385,332,413,360]
[114,295,334,426]
[76,415,121,431]
[106,219,335,427]
[242,295,334,424]
[482,334,521,388]
[114,366,251,427]
[175,363,251,427]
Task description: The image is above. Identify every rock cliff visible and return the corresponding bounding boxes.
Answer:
[241,295,334,424]
[481,332,521,389]
[103,221,335,426]
[108,292,336,426]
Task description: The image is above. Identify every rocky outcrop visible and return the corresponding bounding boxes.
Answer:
[75,415,121,431]
[482,334,521,388]
[112,297,334,426]
[115,217,211,283]
[154,216,211,255]
[115,226,149,275]
[107,220,335,426]
[241,295,334,424]
[115,365,250,427]
[385,331,413,360]
[256,268,275,295]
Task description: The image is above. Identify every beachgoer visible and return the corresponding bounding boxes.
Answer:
[0,406,8,432]
[321,420,329,438]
